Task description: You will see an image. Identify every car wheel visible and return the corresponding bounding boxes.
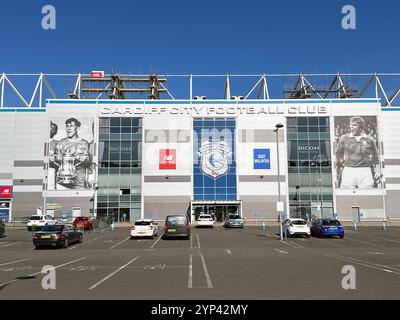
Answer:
[63,238,69,248]
[78,234,83,243]
[34,245,39,250]
[340,235,344,239]
[130,236,134,240]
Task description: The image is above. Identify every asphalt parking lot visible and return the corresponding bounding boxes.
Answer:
[0,224,400,300]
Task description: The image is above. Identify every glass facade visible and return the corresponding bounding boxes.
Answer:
[287,117,334,220]
[193,118,237,201]
[96,117,142,223]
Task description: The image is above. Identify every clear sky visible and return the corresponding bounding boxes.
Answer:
[0,0,399,99]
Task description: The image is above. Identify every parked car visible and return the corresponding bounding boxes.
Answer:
[163,215,190,239]
[311,219,344,238]
[283,218,311,238]
[197,214,214,228]
[224,214,244,228]
[0,218,5,237]
[73,216,98,230]
[32,224,83,249]
[131,219,158,239]
[27,215,57,231]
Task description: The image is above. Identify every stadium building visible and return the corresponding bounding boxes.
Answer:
[1,73,400,223]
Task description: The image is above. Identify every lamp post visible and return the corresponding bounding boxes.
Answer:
[274,123,284,240]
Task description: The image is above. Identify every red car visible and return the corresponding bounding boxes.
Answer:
[73,217,98,230]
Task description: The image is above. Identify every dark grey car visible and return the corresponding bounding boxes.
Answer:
[0,218,5,237]
[33,224,83,249]
[163,215,190,239]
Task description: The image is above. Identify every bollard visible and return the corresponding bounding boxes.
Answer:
[261,221,266,231]
[352,221,358,231]
[381,221,387,231]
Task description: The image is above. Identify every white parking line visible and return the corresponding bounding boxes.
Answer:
[0,258,32,267]
[196,234,201,248]
[150,235,162,249]
[225,250,232,254]
[69,236,102,250]
[326,254,400,276]
[345,236,385,248]
[200,254,213,288]
[109,236,131,249]
[274,249,288,254]
[371,237,400,244]
[0,257,86,288]
[89,256,140,290]
[0,242,21,248]
[190,233,193,249]
[188,255,193,288]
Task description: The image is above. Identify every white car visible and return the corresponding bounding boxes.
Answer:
[283,218,311,238]
[197,214,214,228]
[27,215,57,231]
[130,219,158,239]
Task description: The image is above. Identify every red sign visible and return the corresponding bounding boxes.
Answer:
[0,186,13,198]
[90,70,105,78]
[159,149,176,170]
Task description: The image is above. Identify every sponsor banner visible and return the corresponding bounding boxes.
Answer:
[0,186,13,198]
[159,149,176,170]
[48,117,95,191]
[0,209,9,223]
[254,149,270,169]
[334,116,382,189]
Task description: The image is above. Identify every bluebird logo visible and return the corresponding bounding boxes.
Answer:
[199,139,231,178]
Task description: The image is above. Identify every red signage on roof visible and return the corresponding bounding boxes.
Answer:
[0,186,13,198]
[90,71,105,78]
[159,149,176,170]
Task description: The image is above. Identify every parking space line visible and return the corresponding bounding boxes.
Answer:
[274,249,288,254]
[345,236,386,248]
[69,236,102,250]
[371,237,400,244]
[0,257,86,289]
[190,233,193,249]
[109,236,130,249]
[326,254,400,275]
[150,235,162,249]
[0,242,21,248]
[200,254,213,288]
[0,258,32,267]
[196,234,201,248]
[188,255,193,288]
[89,256,140,290]
[332,255,400,273]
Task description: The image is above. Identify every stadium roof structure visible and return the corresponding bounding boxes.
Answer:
[1,73,400,108]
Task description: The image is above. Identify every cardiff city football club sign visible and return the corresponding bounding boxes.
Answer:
[199,140,231,178]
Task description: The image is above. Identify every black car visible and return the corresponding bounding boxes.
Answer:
[33,224,83,249]
[163,215,190,239]
[0,218,5,237]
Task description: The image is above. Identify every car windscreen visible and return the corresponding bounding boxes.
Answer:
[167,216,187,225]
[199,215,212,219]
[323,220,341,226]
[292,220,307,225]
[41,225,64,232]
[135,221,151,226]
[228,215,241,219]
[29,216,42,220]
[75,217,88,220]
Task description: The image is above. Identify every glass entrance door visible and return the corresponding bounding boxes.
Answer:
[192,203,240,222]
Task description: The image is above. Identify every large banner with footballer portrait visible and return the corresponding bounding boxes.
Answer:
[334,116,382,189]
[48,117,95,190]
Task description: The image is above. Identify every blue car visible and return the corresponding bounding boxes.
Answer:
[311,219,344,238]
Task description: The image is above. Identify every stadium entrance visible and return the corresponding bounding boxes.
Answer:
[190,201,241,222]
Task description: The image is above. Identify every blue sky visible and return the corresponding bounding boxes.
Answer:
[0,0,399,99]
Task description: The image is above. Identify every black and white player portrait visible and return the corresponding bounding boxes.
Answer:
[334,116,381,189]
[48,117,95,190]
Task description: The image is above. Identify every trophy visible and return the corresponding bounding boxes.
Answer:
[53,146,82,186]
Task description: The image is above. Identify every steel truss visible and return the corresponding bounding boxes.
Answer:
[1,73,400,108]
